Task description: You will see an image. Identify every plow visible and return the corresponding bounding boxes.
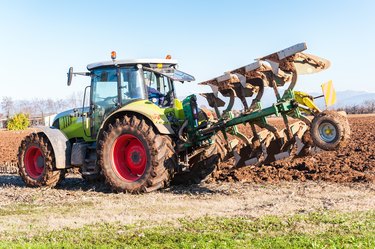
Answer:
[15,42,350,193]
[192,42,349,168]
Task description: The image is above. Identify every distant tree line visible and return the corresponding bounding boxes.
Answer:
[0,92,85,120]
[336,100,375,114]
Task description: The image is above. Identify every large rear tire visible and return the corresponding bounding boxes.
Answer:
[97,115,177,193]
[18,133,65,187]
[172,133,227,185]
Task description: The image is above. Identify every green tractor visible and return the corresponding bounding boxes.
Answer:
[18,53,226,193]
[18,43,350,193]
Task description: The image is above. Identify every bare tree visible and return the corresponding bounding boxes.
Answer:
[364,100,375,113]
[17,100,33,115]
[1,97,14,118]
[67,92,83,109]
[45,98,58,114]
[55,99,69,112]
[31,98,47,119]
[337,99,375,114]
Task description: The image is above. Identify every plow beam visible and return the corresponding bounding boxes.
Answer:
[198,42,331,116]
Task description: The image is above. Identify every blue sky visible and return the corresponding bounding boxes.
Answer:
[0,0,374,100]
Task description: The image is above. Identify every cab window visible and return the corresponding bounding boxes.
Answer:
[144,71,174,106]
[91,68,118,112]
[121,67,146,103]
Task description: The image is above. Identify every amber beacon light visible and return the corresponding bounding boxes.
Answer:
[111,51,117,60]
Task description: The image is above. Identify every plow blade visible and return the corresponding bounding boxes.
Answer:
[233,121,309,168]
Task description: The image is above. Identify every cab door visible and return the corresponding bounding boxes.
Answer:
[90,68,119,137]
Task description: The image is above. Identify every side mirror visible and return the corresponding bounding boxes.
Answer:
[67,67,73,86]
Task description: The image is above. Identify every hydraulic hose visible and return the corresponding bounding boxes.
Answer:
[178,120,189,143]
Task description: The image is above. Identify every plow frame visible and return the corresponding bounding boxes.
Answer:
[182,42,344,167]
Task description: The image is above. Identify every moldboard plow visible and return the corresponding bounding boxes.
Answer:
[197,42,350,168]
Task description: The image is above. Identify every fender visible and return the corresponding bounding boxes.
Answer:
[99,100,175,136]
[32,126,71,169]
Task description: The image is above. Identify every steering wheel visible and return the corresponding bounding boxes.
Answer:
[162,90,173,106]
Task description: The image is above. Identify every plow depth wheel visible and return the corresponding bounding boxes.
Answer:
[18,133,65,187]
[310,111,349,151]
[98,115,177,193]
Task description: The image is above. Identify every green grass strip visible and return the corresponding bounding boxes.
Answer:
[0,210,374,248]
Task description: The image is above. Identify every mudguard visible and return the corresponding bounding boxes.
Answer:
[100,100,175,136]
[32,126,71,169]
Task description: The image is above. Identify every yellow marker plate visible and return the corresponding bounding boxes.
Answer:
[321,80,336,107]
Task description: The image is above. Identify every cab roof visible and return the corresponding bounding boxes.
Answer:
[87,59,178,70]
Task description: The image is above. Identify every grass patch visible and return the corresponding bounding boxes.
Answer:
[0,210,374,248]
[0,201,94,217]
[0,203,41,216]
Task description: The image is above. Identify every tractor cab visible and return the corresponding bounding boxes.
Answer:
[67,53,195,138]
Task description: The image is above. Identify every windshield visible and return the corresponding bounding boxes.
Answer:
[120,67,146,104]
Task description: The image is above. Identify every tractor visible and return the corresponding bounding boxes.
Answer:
[17,43,350,193]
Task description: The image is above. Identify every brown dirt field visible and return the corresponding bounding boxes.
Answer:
[214,115,375,184]
[0,129,31,164]
[0,115,374,184]
[0,129,32,173]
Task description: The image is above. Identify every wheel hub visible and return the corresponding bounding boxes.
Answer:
[130,150,141,164]
[24,146,45,179]
[319,122,337,143]
[36,156,44,168]
[112,134,147,182]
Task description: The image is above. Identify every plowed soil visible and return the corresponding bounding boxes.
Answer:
[0,129,31,173]
[0,115,374,184]
[213,115,375,184]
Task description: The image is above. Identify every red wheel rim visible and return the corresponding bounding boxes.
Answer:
[112,134,147,182]
[24,146,45,179]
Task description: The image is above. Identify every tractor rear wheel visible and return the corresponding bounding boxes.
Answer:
[97,115,177,193]
[172,133,227,185]
[310,111,350,151]
[18,133,65,187]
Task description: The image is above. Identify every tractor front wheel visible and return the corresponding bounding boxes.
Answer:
[97,115,177,193]
[18,133,65,187]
